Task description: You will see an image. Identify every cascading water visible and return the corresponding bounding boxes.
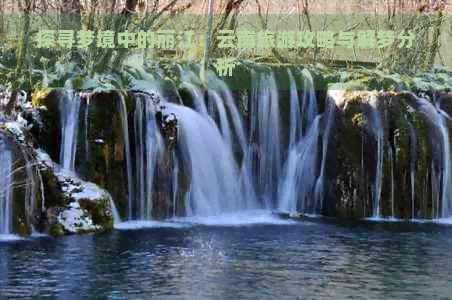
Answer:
[164,103,258,217]
[207,71,255,207]
[163,66,331,217]
[369,100,384,218]
[249,71,282,209]
[300,69,319,136]
[179,65,208,115]
[130,92,164,220]
[278,69,303,213]
[277,68,321,213]
[278,116,320,213]
[59,90,81,171]
[405,92,452,220]
[313,93,335,214]
[405,116,417,219]
[207,90,232,146]
[389,145,395,219]
[172,152,179,218]
[0,135,12,235]
[437,106,452,219]
[118,94,134,220]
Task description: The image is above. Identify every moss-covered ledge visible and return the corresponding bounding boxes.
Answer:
[327,88,441,220]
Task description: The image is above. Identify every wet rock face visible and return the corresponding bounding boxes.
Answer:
[326,89,443,219]
[75,90,183,220]
[73,91,130,220]
[0,110,115,237]
[325,92,376,219]
[30,90,62,161]
[25,88,186,224]
[149,102,182,220]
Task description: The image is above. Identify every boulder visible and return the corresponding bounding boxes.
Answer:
[35,150,115,236]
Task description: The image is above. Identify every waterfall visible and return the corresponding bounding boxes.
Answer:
[278,69,302,213]
[172,152,179,218]
[249,71,281,208]
[179,66,208,115]
[313,94,335,214]
[277,68,320,213]
[145,97,163,220]
[59,90,81,171]
[164,103,258,217]
[275,68,330,214]
[131,93,164,220]
[278,116,320,213]
[406,116,416,219]
[300,69,319,135]
[406,93,452,219]
[437,107,452,219]
[0,135,12,235]
[174,66,328,215]
[207,72,255,208]
[389,145,395,219]
[118,94,133,221]
[207,90,232,146]
[369,101,384,218]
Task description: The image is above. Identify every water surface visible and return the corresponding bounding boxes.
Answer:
[1,213,452,299]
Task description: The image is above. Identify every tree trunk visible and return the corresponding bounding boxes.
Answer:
[121,0,139,14]
[0,0,4,36]
[61,0,82,31]
[426,1,445,70]
[6,0,32,114]
[201,0,214,87]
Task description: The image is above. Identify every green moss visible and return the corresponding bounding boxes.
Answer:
[394,114,411,165]
[78,196,114,231]
[49,223,65,237]
[345,79,368,91]
[17,217,31,237]
[348,206,364,220]
[46,174,56,190]
[352,113,367,128]
[72,186,83,193]
[409,110,431,217]
[31,90,52,107]
[72,76,84,90]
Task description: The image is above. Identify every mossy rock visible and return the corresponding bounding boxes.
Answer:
[31,90,53,107]
[31,90,62,161]
[49,223,65,237]
[352,113,367,128]
[78,196,114,231]
[17,217,31,237]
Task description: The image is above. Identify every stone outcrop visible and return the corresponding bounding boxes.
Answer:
[1,110,115,237]
[36,149,115,236]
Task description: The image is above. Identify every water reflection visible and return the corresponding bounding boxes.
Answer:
[0,222,452,299]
